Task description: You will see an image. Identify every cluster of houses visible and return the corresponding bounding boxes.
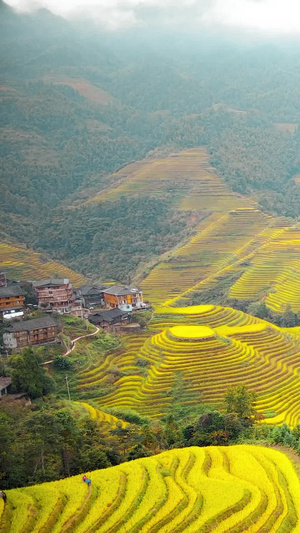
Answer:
[0,272,149,352]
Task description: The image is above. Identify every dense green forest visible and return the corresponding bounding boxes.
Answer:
[1,1,300,281]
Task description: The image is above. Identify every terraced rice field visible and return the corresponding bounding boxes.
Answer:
[75,401,128,428]
[93,147,299,311]
[89,148,247,207]
[0,243,87,284]
[44,75,114,105]
[2,445,300,532]
[229,226,300,313]
[98,147,288,308]
[89,305,300,426]
[73,332,152,400]
[142,207,276,306]
[142,208,300,312]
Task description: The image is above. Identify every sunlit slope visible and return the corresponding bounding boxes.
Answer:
[73,331,152,400]
[142,211,300,312]
[229,225,300,313]
[2,446,300,533]
[74,401,128,428]
[75,147,300,311]
[0,242,87,284]
[142,207,274,305]
[89,148,247,207]
[94,306,300,426]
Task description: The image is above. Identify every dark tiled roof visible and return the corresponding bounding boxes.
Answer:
[33,278,69,288]
[0,377,12,390]
[80,285,104,296]
[5,316,57,332]
[0,284,24,298]
[103,285,141,296]
[89,308,128,324]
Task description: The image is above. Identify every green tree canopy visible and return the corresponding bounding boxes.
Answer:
[9,347,54,399]
[224,385,257,422]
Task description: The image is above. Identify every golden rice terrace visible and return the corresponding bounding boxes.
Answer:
[0,242,87,284]
[2,446,300,532]
[73,305,300,427]
[88,147,300,311]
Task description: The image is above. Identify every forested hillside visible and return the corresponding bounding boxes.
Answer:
[1,1,300,282]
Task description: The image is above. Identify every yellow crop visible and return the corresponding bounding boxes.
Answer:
[156,305,215,314]
[75,401,128,428]
[169,325,215,339]
[88,304,300,425]
[3,445,300,532]
[0,242,87,284]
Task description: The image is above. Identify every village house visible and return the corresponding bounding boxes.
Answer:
[102,285,144,311]
[0,282,25,320]
[89,308,129,329]
[0,377,12,397]
[3,316,58,350]
[33,278,82,316]
[78,285,104,309]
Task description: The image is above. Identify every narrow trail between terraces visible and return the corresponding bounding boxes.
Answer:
[42,324,100,365]
[63,325,100,356]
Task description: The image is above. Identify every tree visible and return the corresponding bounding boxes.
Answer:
[9,348,54,399]
[224,385,257,423]
[53,355,72,370]
[131,311,152,328]
[246,301,269,320]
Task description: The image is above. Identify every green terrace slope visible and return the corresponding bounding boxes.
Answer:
[2,445,300,532]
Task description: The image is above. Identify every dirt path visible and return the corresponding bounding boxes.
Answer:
[61,484,92,533]
[63,326,100,356]
[42,325,100,365]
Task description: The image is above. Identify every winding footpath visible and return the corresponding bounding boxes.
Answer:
[42,325,100,365]
[63,326,100,356]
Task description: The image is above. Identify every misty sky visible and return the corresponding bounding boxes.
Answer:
[4,0,300,33]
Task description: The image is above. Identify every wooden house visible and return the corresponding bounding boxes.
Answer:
[0,283,25,320]
[89,308,129,329]
[103,285,143,311]
[78,285,104,309]
[3,316,58,350]
[33,278,75,314]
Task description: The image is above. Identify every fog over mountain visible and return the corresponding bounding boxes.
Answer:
[4,0,300,34]
[2,0,300,283]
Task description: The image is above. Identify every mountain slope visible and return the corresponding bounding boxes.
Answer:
[0,242,87,284]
